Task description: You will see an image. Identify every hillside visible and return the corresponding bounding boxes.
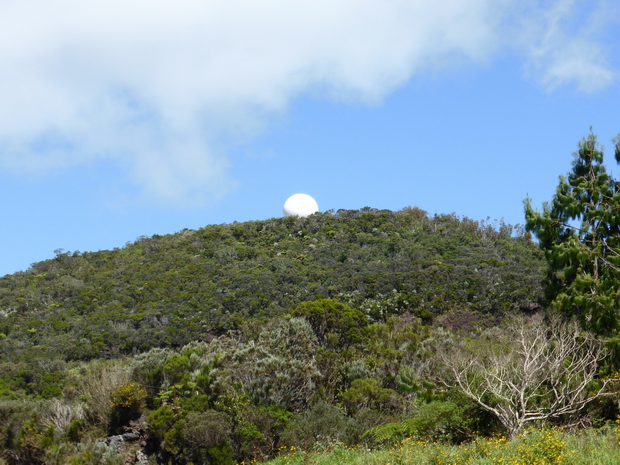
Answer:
[0,207,543,363]
[0,207,549,464]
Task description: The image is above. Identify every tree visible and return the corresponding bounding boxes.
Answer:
[441,315,612,439]
[292,299,368,348]
[524,130,620,335]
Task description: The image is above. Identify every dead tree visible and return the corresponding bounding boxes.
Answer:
[441,315,615,439]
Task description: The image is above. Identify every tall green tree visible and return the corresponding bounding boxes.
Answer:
[524,130,620,335]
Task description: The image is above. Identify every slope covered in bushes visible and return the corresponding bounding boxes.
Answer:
[0,207,544,366]
[0,207,550,464]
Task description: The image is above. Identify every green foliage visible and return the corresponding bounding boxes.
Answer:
[177,410,234,464]
[339,378,402,415]
[212,392,293,461]
[364,396,491,444]
[0,208,544,366]
[162,354,191,386]
[279,401,357,450]
[190,319,322,411]
[66,418,81,443]
[147,404,176,443]
[363,315,432,391]
[0,206,550,463]
[109,382,146,433]
[292,299,368,348]
[267,427,620,465]
[110,382,146,410]
[525,130,620,335]
[0,400,47,458]
[128,347,172,405]
[64,441,124,465]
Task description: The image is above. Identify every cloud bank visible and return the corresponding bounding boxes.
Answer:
[0,0,616,206]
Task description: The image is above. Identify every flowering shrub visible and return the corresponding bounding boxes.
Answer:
[110,382,147,432]
[110,382,147,411]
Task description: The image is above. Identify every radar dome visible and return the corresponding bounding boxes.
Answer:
[283,194,319,217]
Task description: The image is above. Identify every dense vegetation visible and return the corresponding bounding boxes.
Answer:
[265,427,620,465]
[0,207,543,367]
[525,131,620,336]
[0,207,549,464]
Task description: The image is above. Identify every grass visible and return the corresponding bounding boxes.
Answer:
[256,426,620,465]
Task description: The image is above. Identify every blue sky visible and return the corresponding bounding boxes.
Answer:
[1,0,620,277]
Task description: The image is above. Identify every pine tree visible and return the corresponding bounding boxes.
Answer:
[524,130,620,335]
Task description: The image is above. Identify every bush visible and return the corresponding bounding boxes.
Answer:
[110,383,146,411]
[44,398,85,437]
[181,411,234,464]
[109,382,146,433]
[64,441,124,465]
[147,406,234,464]
[365,396,496,444]
[292,299,368,348]
[74,361,130,428]
[339,378,402,415]
[280,402,357,450]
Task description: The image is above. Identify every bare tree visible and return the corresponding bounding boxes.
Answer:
[441,315,615,439]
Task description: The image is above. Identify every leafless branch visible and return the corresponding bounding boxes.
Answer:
[440,314,615,439]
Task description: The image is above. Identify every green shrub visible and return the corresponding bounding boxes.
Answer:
[65,441,123,465]
[181,411,234,464]
[267,427,620,465]
[292,299,368,348]
[162,354,191,386]
[280,402,357,450]
[339,378,402,415]
[147,406,234,464]
[66,418,82,442]
[365,398,485,444]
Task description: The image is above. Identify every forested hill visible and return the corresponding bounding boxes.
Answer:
[0,207,544,361]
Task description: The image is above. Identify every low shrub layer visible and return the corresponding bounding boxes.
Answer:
[262,427,620,465]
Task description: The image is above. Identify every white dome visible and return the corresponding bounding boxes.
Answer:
[283,194,319,217]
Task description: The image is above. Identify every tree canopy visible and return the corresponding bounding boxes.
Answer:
[524,130,620,335]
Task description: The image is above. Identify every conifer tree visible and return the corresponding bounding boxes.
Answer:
[524,130,620,335]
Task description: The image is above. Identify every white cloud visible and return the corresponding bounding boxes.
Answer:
[520,0,617,92]
[0,0,616,206]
